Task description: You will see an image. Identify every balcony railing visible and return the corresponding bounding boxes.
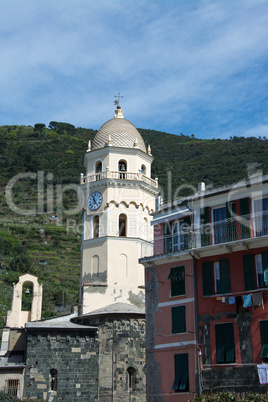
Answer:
[141,212,268,259]
[80,171,158,188]
[202,213,268,246]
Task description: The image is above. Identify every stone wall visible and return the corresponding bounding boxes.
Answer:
[79,315,147,402]
[23,328,98,401]
[199,312,268,393]
[202,366,267,393]
[23,315,146,401]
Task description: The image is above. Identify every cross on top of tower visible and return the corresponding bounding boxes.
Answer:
[114,92,123,106]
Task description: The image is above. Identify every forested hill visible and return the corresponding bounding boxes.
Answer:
[0,123,267,322]
[1,123,267,196]
[139,128,268,198]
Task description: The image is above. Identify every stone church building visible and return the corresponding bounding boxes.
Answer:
[20,105,158,401]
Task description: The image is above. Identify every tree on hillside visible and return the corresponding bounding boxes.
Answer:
[34,123,46,132]
[48,121,75,135]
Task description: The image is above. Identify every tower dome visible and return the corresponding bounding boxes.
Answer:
[92,106,146,152]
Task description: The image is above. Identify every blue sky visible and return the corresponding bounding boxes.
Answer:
[0,0,267,139]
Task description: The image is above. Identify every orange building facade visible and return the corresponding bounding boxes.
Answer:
[141,174,268,400]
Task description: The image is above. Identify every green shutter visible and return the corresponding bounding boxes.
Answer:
[172,355,181,390]
[226,201,237,241]
[240,198,251,239]
[201,206,210,246]
[260,320,268,345]
[240,198,250,215]
[216,323,235,364]
[168,267,180,279]
[224,323,235,363]
[168,266,185,296]
[172,306,186,333]
[215,324,225,363]
[164,222,172,253]
[202,261,213,296]
[201,207,210,246]
[219,259,231,293]
[243,254,255,291]
[261,345,268,358]
[173,354,188,392]
[179,354,188,391]
[261,252,268,284]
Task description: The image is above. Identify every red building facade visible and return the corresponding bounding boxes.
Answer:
[141,175,268,400]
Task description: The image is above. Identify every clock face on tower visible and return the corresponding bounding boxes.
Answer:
[88,191,103,210]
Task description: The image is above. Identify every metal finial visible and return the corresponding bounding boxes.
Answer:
[114,92,123,106]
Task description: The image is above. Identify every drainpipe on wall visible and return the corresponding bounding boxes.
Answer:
[189,251,202,395]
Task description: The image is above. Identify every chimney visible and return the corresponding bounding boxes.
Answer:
[198,182,205,192]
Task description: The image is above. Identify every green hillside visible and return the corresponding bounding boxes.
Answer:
[0,123,267,327]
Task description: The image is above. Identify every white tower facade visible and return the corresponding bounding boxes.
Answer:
[79,106,158,314]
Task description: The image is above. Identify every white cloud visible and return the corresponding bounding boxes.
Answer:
[0,0,267,138]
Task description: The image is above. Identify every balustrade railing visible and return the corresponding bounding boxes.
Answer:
[80,171,158,188]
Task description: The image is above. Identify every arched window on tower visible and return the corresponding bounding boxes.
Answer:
[119,214,127,237]
[127,367,136,391]
[93,215,99,238]
[118,160,127,179]
[141,164,146,175]
[50,369,58,391]
[95,161,102,180]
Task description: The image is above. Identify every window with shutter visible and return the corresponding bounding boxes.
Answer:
[254,197,268,236]
[214,262,220,294]
[260,320,268,360]
[255,253,268,288]
[219,259,231,294]
[172,305,186,333]
[168,266,185,296]
[213,206,227,244]
[201,207,210,246]
[215,323,235,364]
[240,198,251,239]
[243,254,255,291]
[202,261,213,296]
[262,251,268,284]
[172,353,189,392]
[213,259,231,294]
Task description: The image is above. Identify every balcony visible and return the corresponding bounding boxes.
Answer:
[140,212,268,259]
[141,231,194,258]
[80,171,158,188]
[201,212,268,246]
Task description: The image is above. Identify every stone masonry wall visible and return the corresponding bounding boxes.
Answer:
[23,328,98,401]
[80,315,146,402]
[199,312,268,393]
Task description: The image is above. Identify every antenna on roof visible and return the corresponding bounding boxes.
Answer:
[114,92,123,106]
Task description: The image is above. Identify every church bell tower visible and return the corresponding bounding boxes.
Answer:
[79,104,158,314]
